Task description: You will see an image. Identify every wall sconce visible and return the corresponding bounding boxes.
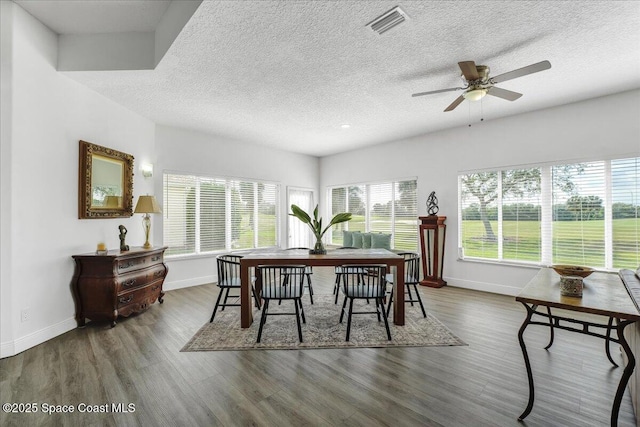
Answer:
[141,163,153,178]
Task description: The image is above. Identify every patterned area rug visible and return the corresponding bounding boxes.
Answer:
[182,295,466,351]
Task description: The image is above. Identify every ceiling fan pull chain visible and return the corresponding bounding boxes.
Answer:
[480,98,484,122]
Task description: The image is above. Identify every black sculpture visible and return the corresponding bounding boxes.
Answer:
[118,225,129,252]
[427,191,439,216]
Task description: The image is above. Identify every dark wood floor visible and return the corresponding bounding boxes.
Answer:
[1,267,636,426]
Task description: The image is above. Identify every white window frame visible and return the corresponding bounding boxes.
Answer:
[163,171,280,258]
[326,177,418,250]
[458,155,639,271]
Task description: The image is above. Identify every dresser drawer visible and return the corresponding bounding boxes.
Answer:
[116,252,164,274]
[117,280,163,315]
[117,264,167,292]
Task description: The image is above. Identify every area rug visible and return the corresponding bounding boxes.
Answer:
[181,295,466,351]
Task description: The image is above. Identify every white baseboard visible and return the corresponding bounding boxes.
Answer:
[1,277,215,359]
[163,275,215,291]
[445,276,522,296]
[1,316,77,358]
[0,340,15,359]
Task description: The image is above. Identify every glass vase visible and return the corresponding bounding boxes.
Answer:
[310,238,327,255]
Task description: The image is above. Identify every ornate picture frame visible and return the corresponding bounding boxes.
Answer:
[78,140,134,219]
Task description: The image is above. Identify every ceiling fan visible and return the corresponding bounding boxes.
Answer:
[412,60,551,112]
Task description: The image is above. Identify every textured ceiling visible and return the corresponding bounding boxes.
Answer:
[19,1,640,157]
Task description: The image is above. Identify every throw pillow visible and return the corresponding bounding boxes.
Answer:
[351,232,363,248]
[343,230,353,247]
[371,233,392,250]
[362,232,372,249]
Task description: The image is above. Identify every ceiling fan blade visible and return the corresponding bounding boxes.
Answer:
[487,86,523,101]
[444,95,465,112]
[458,61,479,81]
[412,87,462,97]
[491,60,551,83]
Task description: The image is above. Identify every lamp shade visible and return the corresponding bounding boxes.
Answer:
[105,195,122,208]
[463,88,487,101]
[134,195,161,214]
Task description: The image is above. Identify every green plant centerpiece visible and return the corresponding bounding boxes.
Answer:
[289,204,351,254]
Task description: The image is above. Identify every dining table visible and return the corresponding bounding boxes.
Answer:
[239,248,405,328]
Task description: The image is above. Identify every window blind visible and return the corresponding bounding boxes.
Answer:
[393,180,418,251]
[459,172,499,259]
[502,168,541,262]
[330,187,347,245]
[163,174,279,256]
[328,179,418,251]
[348,185,367,233]
[611,157,640,268]
[257,183,277,248]
[368,183,393,236]
[552,162,605,267]
[163,174,196,256]
[458,156,639,270]
[199,178,226,253]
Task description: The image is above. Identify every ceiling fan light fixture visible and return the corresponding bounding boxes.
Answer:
[463,88,488,101]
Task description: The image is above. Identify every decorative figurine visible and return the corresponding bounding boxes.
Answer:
[427,191,439,216]
[118,225,129,252]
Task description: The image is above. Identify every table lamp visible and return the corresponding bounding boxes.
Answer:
[134,195,161,249]
[105,195,122,208]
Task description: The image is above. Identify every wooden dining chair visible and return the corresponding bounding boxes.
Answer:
[286,247,315,304]
[257,265,307,343]
[333,246,359,303]
[385,252,427,318]
[339,264,391,341]
[209,254,261,323]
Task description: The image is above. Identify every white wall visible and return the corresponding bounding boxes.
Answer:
[155,125,319,290]
[320,90,640,295]
[0,4,156,358]
[1,0,15,358]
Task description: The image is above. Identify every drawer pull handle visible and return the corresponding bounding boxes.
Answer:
[154,270,164,278]
[151,285,159,291]
[151,255,161,262]
[119,261,134,270]
[119,295,133,304]
[122,278,137,288]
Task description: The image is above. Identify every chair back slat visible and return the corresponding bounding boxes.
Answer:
[259,265,306,299]
[341,264,387,298]
[402,252,420,284]
[217,254,242,287]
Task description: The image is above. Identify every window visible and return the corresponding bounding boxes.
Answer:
[458,156,639,270]
[163,173,279,256]
[328,179,418,251]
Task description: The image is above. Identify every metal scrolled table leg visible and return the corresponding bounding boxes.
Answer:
[544,305,555,350]
[605,316,619,368]
[518,302,536,421]
[611,319,635,426]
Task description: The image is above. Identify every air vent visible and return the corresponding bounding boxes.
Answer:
[367,6,408,35]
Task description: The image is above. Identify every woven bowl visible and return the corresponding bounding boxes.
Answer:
[551,264,594,278]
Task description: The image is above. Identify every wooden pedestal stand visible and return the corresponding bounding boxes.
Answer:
[419,215,447,287]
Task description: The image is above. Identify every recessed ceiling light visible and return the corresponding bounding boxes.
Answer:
[341,124,351,129]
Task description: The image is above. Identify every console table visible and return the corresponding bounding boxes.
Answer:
[72,246,168,327]
[516,268,640,426]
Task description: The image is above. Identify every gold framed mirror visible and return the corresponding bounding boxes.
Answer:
[78,140,134,219]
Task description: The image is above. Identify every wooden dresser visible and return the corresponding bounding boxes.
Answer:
[72,246,168,327]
